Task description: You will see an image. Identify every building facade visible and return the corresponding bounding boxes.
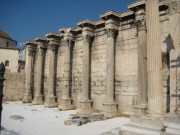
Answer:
[23,0,179,123]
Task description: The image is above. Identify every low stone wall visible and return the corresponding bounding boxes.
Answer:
[3,70,25,101]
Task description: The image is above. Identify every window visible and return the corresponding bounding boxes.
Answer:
[5,60,9,66]
[6,42,9,47]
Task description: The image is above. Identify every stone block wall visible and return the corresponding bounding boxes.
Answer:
[3,70,25,101]
[23,0,180,116]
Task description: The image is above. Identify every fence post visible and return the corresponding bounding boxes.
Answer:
[0,62,5,129]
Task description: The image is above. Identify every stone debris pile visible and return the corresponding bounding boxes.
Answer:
[64,113,105,126]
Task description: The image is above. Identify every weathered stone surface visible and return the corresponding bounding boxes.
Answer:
[22,1,180,128]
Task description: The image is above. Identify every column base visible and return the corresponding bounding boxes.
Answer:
[131,104,164,130]
[44,96,58,108]
[103,102,119,118]
[23,94,32,103]
[32,95,44,105]
[58,98,74,111]
[132,104,147,117]
[77,99,94,114]
[131,115,164,131]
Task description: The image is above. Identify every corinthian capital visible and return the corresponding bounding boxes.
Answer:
[168,0,180,15]
[28,50,33,56]
[48,44,56,51]
[136,19,146,31]
[38,48,45,56]
[63,39,73,47]
[83,35,93,43]
[135,9,146,31]
[105,29,117,38]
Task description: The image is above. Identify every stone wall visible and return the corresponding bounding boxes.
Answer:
[23,0,180,116]
[3,70,25,101]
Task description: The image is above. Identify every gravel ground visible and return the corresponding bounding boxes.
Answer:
[1,101,130,135]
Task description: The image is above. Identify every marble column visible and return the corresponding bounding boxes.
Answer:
[77,35,94,113]
[103,28,118,117]
[44,41,58,107]
[23,45,35,103]
[133,9,148,116]
[168,0,180,113]
[58,39,73,110]
[146,0,163,117]
[32,46,44,105]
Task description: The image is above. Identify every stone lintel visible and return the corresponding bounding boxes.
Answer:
[34,38,47,48]
[25,41,37,51]
[128,0,169,12]
[121,11,134,18]
[25,41,37,46]
[100,10,121,21]
[105,19,119,30]
[128,0,145,11]
[82,27,95,37]
[94,20,105,28]
[46,33,61,40]
[77,19,95,28]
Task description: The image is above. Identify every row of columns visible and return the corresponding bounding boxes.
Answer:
[23,22,119,117]
[23,0,169,119]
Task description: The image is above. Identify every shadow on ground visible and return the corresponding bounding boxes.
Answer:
[1,126,21,135]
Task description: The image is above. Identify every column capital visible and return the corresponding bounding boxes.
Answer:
[135,9,146,31]
[48,44,56,51]
[105,28,117,38]
[28,49,33,56]
[63,39,73,47]
[83,35,93,43]
[35,38,47,48]
[38,48,45,56]
[167,0,180,15]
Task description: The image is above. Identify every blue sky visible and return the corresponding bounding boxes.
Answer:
[0,0,135,46]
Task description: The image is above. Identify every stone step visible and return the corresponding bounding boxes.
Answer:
[120,125,163,135]
[110,127,121,135]
[164,121,180,130]
[166,127,180,135]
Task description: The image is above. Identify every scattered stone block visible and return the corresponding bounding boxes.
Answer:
[10,115,24,120]
[64,120,71,126]
[71,118,83,126]
[69,114,80,119]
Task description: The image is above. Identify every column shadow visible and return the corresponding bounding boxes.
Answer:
[1,126,22,135]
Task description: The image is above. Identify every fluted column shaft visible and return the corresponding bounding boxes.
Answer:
[48,45,55,97]
[58,39,73,110]
[26,50,33,94]
[35,48,43,96]
[105,29,116,103]
[23,48,33,103]
[63,40,71,99]
[146,0,163,117]
[32,47,44,105]
[44,43,57,107]
[82,35,92,100]
[137,15,147,105]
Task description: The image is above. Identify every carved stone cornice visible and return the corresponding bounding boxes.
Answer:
[167,0,180,15]
[105,29,117,38]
